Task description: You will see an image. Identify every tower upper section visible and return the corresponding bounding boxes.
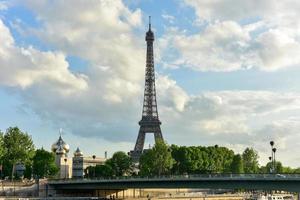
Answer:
[140,16,160,124]
[145,16,154,41]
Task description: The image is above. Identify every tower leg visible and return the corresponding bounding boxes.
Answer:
[154,127,163,142]
[131,125,164,163]
[134,129,146,152]
[130,128,146,162]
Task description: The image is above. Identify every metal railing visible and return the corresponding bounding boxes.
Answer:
[48,173,300,183]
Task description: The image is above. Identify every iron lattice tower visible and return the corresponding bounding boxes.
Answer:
[131,17,164,162]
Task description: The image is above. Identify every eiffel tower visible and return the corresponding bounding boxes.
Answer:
[130,17,164,162]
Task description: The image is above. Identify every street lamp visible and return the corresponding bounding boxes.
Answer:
[92,155,96,178]
[268,156,272,173]
[272,148,277,173]
[270,141,274,173]
[64,158,67,179]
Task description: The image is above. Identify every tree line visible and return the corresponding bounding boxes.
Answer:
[88,140,300,178]
[0,127,58,179]
[1,126,300,180]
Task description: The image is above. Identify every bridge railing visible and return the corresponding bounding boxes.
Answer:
[48,173,300,183]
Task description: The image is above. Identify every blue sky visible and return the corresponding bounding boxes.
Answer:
[1,0,300,167]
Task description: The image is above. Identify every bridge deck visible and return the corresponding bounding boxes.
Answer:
[48,174,300,192]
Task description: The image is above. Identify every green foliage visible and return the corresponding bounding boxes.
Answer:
[84,166,94,178]
[3,126,300,179]
[261,161,283,173]
[32,148,58,178]
[95,164,113,178]
[242,147,259,173]
[230,154,244,174]
[106,151,132,176]
[0,131,4,161]
[2,127,35,178]
[23,163,33,179]
[139,150,155,176]
[139,140,174,176]
[292,168,300,173]
[170,145,234,174]
[86,164,114,178]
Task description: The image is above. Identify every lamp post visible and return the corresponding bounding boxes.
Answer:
[64,158,67,179]
[92,155,96,178]
[268,156,272,173]
[270,141,274,173]
[272,148,277,173]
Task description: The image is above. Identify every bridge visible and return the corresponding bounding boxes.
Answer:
[45,174,300,197]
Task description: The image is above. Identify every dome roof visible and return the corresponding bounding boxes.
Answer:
[74,147,83,157]
[56,145,66,155]
[51,135,70,154]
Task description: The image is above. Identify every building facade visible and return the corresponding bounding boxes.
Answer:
[52,134,106,179]
[51,135,72,179]
[72,147,106,178]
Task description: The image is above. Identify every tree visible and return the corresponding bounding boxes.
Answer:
[230,154,244,173]
[170,145,192,174]
[106,151,132,176]
[242,148,259,173]
[139,149,155,176]
[0,131,3,178]
[32,148,58,178]
[293,168,300,173]
[264,161,283,173]
[0,131,3,159]
[2,127,35,179]
[170,145,234,174]
[95,164,113,178]
[139,139,174,176]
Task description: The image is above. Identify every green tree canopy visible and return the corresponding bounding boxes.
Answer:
[170,145,234,174]
[106,151,132,176]
[32,148,58,178]
[261,161,283,174]
[95,164,113,178]
[230,154,244,174]
[0,131,4,161]
[242,147,259,173]
[2,127,35,179]
[139,140,174,176]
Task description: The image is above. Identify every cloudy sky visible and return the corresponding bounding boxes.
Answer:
[1,0,300,167]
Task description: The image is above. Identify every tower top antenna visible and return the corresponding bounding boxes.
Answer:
[59,128,63,137]
[149,16,151,30]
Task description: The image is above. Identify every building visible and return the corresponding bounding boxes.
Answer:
[51,135,72,179]
[15,163,26,178]
[72,147,106,178]
[51,133,106,179]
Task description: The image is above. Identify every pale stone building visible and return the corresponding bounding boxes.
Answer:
[72,147,106,178]
[51,135,72,179]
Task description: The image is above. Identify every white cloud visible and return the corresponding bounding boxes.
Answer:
[157,75,189,112]
[23,0,144,82]
[0,20,87,93]
[158,0,300,71]
[159,21,253,71]
[0,0,145,142]
[183,0,300,23]
[0,1,10,11]
[257,29,300,70]
[162,14,175,24]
